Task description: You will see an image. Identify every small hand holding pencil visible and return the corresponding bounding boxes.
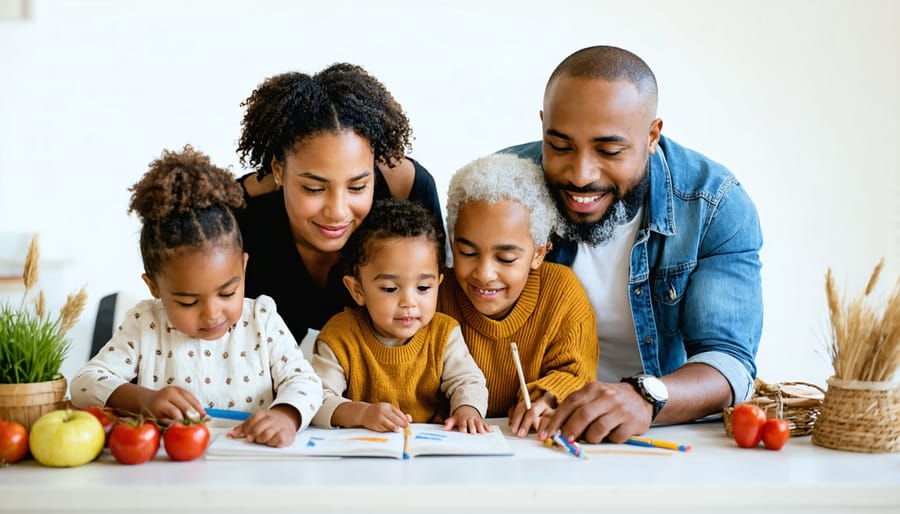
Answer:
[509,342,548,437]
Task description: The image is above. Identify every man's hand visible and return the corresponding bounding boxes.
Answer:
[536,381,651,443]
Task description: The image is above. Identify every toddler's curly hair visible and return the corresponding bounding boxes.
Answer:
[341,198,445,279]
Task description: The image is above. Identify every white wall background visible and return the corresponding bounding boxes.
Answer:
[1,0,897,389]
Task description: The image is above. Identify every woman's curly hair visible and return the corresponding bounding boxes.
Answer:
[128,145,246,277]
[237,62,412,179]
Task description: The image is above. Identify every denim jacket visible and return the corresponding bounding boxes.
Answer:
[502,137,763,404]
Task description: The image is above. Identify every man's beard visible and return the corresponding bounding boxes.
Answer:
[548,165,650,246]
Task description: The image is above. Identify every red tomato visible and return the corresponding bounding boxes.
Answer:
[109,418,160,465]
[82,406,118,446]
[0,419,29,464]
[163,419,210,461]
[731,403,767,448]
[762,418,790,450]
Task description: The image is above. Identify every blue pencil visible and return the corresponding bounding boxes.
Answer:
[205,408,251,421]
[550,431,584,459]
[625,436,691,452]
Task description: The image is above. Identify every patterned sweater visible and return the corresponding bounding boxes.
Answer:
[71,295,323,430]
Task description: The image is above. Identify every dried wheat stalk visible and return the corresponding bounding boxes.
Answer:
[22,233,40,292]
[15,232,88,336]
[58,288,88,336]
[825,258,900,382]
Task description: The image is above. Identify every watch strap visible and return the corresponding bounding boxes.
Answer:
[621,375,666,421]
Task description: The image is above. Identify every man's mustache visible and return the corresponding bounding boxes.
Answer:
[560,183,617,195]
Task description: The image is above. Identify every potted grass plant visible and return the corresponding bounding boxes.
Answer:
[0,234,87,429]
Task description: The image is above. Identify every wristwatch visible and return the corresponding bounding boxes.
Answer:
[621,374,668,421]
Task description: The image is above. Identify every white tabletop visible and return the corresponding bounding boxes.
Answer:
[3,418,899,514]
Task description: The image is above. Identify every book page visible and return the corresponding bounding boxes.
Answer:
[206,427,404,459]
[299,427,404,458]
[205,424,513,459]
[407,424,512,457]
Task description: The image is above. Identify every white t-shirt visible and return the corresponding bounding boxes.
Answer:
[571,208,644,383]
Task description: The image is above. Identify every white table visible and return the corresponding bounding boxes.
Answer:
[3,419,899,514]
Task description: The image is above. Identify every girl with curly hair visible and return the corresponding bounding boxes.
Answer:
[71,146,323,448]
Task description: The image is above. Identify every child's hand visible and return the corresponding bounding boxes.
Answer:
[508,392,556,438]
[144,385,205,425]
[227,405,300,447]
[360,402,412,432]
[444,405,492,434]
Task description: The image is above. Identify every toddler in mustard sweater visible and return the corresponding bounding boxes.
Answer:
[311,198,490,433]
[438,153,599,437]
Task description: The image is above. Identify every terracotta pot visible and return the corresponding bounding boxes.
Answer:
[0,376,68,430]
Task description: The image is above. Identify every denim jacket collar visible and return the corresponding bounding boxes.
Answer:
[645,142,676,238]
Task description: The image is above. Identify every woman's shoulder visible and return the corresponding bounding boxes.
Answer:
[237,171,278,198]
[376,157,416,200]
[377,157,438,198]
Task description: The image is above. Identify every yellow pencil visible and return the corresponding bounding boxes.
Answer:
[626,436,692,452]
[510,342,532,410]
[402,425,412,460]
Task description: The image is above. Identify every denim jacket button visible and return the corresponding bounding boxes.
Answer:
[634,286,642,296]
[644,336,652,345]
[668,285,676,301]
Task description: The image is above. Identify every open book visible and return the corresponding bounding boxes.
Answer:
[206,423,513,460]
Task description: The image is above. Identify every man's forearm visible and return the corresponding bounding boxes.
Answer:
[655,363,732,424]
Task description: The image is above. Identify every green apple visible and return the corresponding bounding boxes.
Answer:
[29,409,105,467]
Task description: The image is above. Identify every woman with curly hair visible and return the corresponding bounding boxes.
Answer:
[235,63,443,343]
[72,145,323,448]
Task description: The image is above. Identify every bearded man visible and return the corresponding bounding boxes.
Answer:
[501,45,763,443]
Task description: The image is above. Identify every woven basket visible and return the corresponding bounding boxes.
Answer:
[811,377,900,453]
[0,376,68,430]
[723,378,825,437]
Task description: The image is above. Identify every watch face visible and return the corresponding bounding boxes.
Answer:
[642,376,669,401]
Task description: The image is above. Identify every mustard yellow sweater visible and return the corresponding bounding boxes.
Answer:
[438,262,598,417]
[314,308,486,423]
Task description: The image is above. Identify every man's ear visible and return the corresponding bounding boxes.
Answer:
[141,273,160,299]
[342,275,366,307]
[648,117,663,155]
